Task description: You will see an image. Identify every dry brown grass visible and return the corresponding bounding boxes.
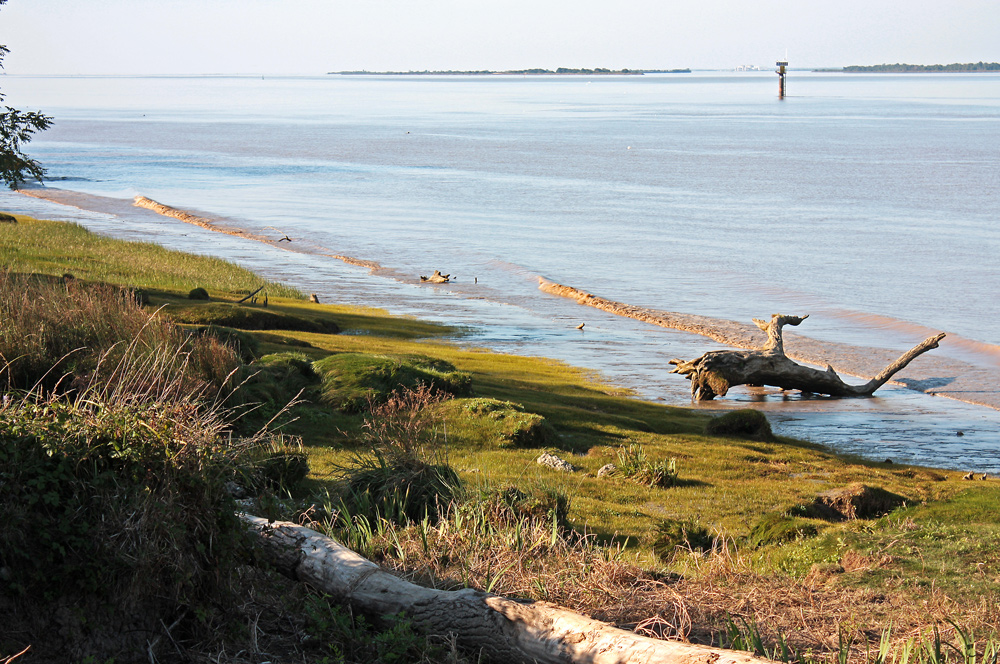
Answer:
[321,510,999,662]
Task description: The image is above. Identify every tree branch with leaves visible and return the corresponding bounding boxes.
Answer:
[0,0,52,189]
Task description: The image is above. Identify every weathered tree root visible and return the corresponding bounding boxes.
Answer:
[669,314,945,401]
[242,515,774,664]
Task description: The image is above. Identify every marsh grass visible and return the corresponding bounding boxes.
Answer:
[334,385,463,524]
[0,274,252,410]
[615,442,679,487]
[314,352,472,413]
[5,212,1000,663]
[0,215,302,298]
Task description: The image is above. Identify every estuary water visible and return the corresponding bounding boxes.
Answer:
[2,71,999,471]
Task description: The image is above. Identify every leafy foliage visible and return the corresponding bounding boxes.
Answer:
[0,4,52,189]
[302,595,459,664]
[0,396,250,602]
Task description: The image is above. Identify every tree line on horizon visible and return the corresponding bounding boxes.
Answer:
[842,62,1000,72]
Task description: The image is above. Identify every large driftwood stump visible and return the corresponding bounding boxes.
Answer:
[669,314,945,401]
[243,515,773,664]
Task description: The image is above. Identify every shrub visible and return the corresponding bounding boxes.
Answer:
[340,452,462,525]
[188,286,210,300]
[313,353,471,413]
[0,304,297,660]
[704,409,775,441]
[0,391,265,659]
[336,384,462,524]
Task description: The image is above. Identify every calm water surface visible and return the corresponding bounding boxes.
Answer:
[2,72,999,470]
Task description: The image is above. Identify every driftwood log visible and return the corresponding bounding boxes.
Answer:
[421,269,451,283]
[243,515,773,664]
[669,314,945,401]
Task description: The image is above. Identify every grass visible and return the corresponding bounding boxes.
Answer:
[0,214,302,298]
[3,210,999,662]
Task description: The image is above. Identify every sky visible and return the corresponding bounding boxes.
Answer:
[1,0,999,75]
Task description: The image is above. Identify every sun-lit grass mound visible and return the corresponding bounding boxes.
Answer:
[313,352,472,412]
[435,397,559,449]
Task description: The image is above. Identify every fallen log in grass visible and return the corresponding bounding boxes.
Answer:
[242,514,774,664]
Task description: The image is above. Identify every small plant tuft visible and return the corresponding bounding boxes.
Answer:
[615,443,678,487]
[652,518,715,561]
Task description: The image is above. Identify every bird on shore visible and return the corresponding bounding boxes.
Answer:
[963,471,975,480]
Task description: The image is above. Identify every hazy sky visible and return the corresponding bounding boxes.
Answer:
[2,0,999,75]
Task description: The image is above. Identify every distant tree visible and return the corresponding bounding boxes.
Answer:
[0,0,52,188]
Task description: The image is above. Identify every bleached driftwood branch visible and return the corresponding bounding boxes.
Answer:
[669,314,946,401]
[242,515,773,664]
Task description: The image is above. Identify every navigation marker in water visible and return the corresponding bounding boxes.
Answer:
[776,60,788,98]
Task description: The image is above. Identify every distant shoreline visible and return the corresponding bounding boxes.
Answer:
[814,62,1000,73]
[328,68,691,76]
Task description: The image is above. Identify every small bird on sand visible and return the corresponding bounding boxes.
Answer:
[575,323,585,330]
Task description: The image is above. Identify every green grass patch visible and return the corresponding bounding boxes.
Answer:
[434,398,559,449]
[313,353,472,412]
[0,215,302,298]
[164,301,341,334]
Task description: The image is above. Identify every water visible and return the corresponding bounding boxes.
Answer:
[2,71,999,471]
